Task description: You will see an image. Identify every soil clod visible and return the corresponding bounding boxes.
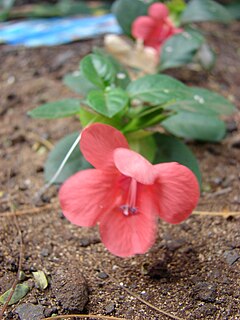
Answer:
[51,264,88,313]
[192,282,217,303]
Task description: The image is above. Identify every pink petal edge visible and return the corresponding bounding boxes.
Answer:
[113,148,155,185]
[132,16,155,40]
[80,123,129,170]
[148,3,169,20]
[153,163,200,224]
[59,169,116,227]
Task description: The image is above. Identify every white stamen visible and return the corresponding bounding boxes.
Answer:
[120,179,138,216]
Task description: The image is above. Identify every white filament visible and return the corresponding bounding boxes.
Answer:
[34,132,81,202]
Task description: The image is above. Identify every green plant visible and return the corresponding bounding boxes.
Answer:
[28,50,235,185]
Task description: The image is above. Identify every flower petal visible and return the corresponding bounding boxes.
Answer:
[132,16,155,40]
[99,186,157,257]
[59,169,116,227]
[153,163,200,224]
[148,3,169,20]
[80,123,129,169]
[114,148,155,184]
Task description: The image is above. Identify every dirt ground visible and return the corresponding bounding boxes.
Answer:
[0,22,240,320]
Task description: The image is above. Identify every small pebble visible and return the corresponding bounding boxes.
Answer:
[40,248,50,257]
[223,250,240,265]
[212,177,223,186]
[226,120,237,132]
[222,175,235,188]
[192,282,217,302]
[97,272,108,279]
[4,311,15,320]
[105,302,115,314]
[79,238,90,247]
[15,303,44,320]
[51,50,74,70]
[44,306,58,318]
[112,265,118,270]
[165,239,185,251]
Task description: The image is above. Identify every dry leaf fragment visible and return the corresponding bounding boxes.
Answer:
[0,283,30,305]
[104,34,158,77]
[32,270,48,290]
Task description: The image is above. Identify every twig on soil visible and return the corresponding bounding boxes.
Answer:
[1,205,240,219]
[98,262,184,320]
[206,187,232,198]
[41,314,126,320]
[0,209,24,319]
[193,210,240,218]
[29,131,54,150]
[118,284,184,320]
[0,202,58,218]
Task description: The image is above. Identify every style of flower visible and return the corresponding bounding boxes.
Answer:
[132,3,182,53]
[59,123,200,257]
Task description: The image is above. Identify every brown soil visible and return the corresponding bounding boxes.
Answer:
[0,22,240,320]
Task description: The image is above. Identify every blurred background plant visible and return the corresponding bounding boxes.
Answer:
[110,0,237,72]
[0,0,112,20]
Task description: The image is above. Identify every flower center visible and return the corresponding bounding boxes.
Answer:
[120,179,138,216]
[120,205,137,216]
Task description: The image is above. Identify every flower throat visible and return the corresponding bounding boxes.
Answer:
[120,179,138,216]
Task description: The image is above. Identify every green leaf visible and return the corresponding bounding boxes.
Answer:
[63,72,96,96]
[123,106,170,133]
[0,10,9,21]
[28,99,81,119]
[44,132,92,183]
[162,111,226,141]
[93,47,131,89]
[154,133,201,185]
[80,54,116,89]
[167,0,186,16]
[186,87,235,115]
[28,0,92,18]
[112,0,149,36]
[79,108,122,129]
[166,87,236,116]
[25,4,60,17]
[160,29,204,70]
[0,0,15,10]
[32,270,48,291]
[127,74,188,105]
[226,1,240,20]
[197,43,216,70]
[180,0,233,24]
[0,283,30,306]
[57,0,91,16]
[87,88,129,118]
[127,132,157,162]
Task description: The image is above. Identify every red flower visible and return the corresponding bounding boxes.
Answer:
[132,3,182,53]
[59,123,200,257]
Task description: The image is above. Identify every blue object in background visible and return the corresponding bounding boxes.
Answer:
[0,14,121,46]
